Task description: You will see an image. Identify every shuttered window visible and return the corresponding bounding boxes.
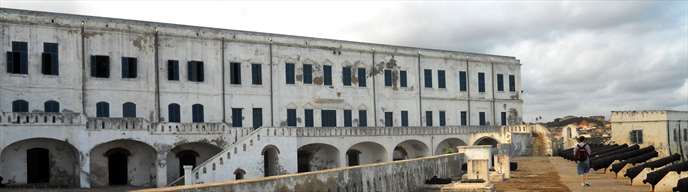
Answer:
[42,43,59,75]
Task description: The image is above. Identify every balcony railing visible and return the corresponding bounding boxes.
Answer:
[0,112,83,125]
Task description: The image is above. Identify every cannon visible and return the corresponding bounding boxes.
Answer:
[610,150,658,174]
[643,161,688,188]
[625,154,681,180]
[674,177,688,192]
[591,145,651,171]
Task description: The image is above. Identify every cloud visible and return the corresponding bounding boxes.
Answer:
[2,1,686,122]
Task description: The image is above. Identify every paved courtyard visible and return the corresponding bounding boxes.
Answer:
[496,156,652,192]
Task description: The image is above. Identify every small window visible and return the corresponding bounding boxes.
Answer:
[123,102,136,117]
[232,108,242,127]
[90,55,110,78]
[479,112,486,125]
[384,112,393,127]
[478,72,485,93]
[439,111,446,126]
[500,112,507,125]
[12,100,29,112]
[424,69,432,88]
[357,68,366,87]
[342,67,352,86]
[252,63,262,85]
[121,57,137,78]
[304,109,314,127]
[287,109,297,127]
[323,65,332,86]
[230,62,241,85]
[188,61,204,82]
[303,64,312,84]
[401,110,408,127]
[321,110,337,127]
[285,63,295,84]
[167,60,179,81]
[344,110,352,127]
[509,75,516,92]
[497,74,504,91]
[192,104,204,122]
[7,41,28,74]
[438,70,446,89]
[684,129,687,142]
[459,71,467,91]
[44,100,59,112]
[630,130,643,144]
[674,129,679,142]
[96,102,109,117]
[460,111,467,126]
[425,111,433,127]
[168,103,180,122]
[400,71,407,88]
[253,108,262,129]
[384,70,392,87]
[42,43,59,75]
[358,110,367,127]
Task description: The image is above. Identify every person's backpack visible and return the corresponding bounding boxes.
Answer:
[574,144,589,161]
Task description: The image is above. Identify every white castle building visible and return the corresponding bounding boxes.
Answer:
[0,8,526,188]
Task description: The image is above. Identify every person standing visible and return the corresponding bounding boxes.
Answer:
[573,136,592,187]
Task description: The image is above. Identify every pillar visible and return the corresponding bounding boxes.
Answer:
[457,145,491,181]
[156,152,168,187]
[183,165,194,185]
[494,144,511,179]
[79,153,91,188]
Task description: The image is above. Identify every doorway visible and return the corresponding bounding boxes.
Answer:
[26,148,50,184]
[106,148,130,185]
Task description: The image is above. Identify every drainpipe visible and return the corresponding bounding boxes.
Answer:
[417,52,423,126]
[466,60,471,126]
[668,121,673,156]
[80,21,87,116]
[491,62,496,126]
[221,38,226,123]
[678,120,684,160]
[154,30,160,122]
[269,38,274,127]
[371,50,377,127]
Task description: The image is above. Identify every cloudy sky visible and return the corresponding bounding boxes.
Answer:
[2,0,686,122]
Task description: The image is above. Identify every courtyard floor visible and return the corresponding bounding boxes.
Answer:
[496,156,652,192]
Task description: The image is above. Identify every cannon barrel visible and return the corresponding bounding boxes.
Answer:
[625,154,681,179]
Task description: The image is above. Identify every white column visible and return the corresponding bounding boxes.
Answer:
[183,165,194,185]
[79,153,91,188]
[156,152,168,187]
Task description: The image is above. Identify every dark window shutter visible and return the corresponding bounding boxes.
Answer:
[400,71,407,87]
[358,68,366,87]
[197,62,204,82]
[188,62,195,81]
[7,52,14,73]
[342,67,351,86]
[121,57,129,78]
[90,56,97,77]
[51,53,59,75]
[130,58,137,78]
[19,52,27,74]
[41,53,51,74]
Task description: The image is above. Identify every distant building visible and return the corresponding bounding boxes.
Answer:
[610,110,688,157]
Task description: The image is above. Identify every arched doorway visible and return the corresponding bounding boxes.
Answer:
[0,138,79,187]
[474,137,499,147]
[89,139,157,187]
[166,142,222,182]
[177,150,198,177]
[435,138,468,155]
[234,169,246,180]
[297,143,340,173]
[393,140,429,160]
[262,145,280,177]
[105,148,130,186]
[346,142,387,166]
[26,148,50,184]
[392,146,408,161]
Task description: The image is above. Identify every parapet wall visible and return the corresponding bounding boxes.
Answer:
[136,153,464,192]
